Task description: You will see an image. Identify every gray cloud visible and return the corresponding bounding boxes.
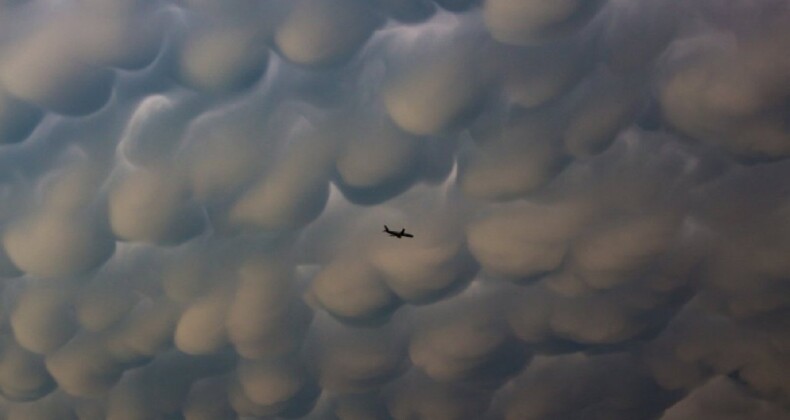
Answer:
[274,0,382,67]
[660,376,790,420]
[483,0,604,45]
[0,0,786,418]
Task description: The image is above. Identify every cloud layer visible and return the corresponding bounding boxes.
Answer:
[0,0,786,418]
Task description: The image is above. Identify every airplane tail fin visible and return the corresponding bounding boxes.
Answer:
[384,225,388,232]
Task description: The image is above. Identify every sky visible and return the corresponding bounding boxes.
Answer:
[0,0,787,419]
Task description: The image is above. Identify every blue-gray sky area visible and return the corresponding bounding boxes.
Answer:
[0,0,787,418]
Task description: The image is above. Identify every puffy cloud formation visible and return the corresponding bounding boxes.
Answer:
[0,6,162,116]
[0,93,42,145]
[176,21,271,94]
[483,0,604,45]
[657,3,790,162]
[107,164,206,244]
[274,0,381,67]
[494,352,677,419]
[660,376,790,420]
[0,0,785,418]
[383,42,488,136]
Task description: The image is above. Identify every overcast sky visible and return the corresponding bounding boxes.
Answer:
[0,0,787,419]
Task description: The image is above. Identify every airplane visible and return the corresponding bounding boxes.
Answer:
[383,225,413,238]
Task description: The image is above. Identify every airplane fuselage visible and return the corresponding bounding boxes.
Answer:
[383,225,413,238]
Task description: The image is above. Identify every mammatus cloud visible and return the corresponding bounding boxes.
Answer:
[0,0,786,418]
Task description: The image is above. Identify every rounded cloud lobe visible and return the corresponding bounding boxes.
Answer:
[0,0,786,419]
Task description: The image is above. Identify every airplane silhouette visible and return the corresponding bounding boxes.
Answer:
[383,225,413,238]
